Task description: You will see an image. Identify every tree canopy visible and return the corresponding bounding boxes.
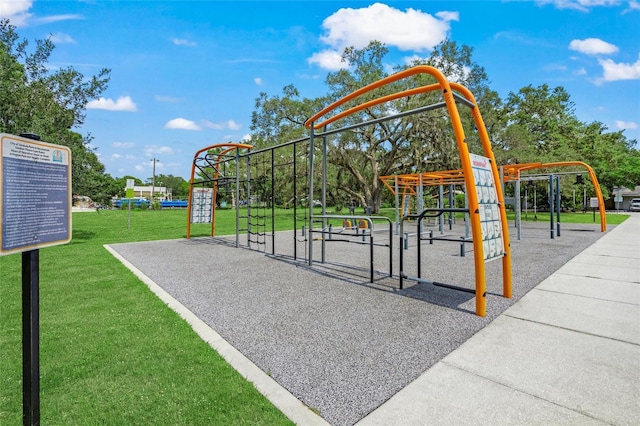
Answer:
[0,19,116,204]
[250,40,640,211]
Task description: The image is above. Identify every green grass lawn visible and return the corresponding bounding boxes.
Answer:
[1,209,294,425]
[0,207,629,424]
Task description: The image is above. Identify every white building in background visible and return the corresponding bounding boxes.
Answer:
[132,185,172,200]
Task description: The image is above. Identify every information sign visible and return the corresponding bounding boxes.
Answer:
[470,153,504,262]
[0,133,72,255]
[191,187,214,223]
[613,188,623,203]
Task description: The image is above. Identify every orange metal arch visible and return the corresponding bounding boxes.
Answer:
[187,143,253,239]
[305,65,513,316]
[381,169,468,195]
[503,161,606,232]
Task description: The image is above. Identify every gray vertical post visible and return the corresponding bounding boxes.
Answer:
[438,185,444,234]
[394,176,399,235]
[556,175,561,237]
[271,148,275,254]
[534,184,538,221]
[308,126,315,266]
[293,142,297,260]
[448,184,454,230]
[515,179,521,241]
[321,129,327,263]
[549,174,555,239]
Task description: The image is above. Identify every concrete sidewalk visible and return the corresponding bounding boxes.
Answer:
[357,214,640,425]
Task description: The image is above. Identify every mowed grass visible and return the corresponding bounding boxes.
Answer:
[0,209,294,425]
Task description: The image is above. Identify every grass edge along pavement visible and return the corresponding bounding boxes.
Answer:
[0,209,629,424]
[0,209,294,425]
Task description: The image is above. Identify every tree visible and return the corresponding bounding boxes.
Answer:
[0,19,115,202]
[494,83,640,201]
[251,85,327,207]
[321,40,496,212]
[574,122,640,193]
[250,40,496,212]
[147,174,189,199]
[497,84,581,162]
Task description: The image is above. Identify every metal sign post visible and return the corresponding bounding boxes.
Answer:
[22,249,40,425]
[1,133,72,425]
[126,179,134,230]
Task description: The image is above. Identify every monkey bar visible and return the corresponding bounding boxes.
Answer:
[502,161,606,233]
[305,65,512,317]
[381,169,469,235]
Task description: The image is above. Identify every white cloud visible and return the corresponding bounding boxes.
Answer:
[318,3,458,52]
[144,146,174,156]
[226,120,241,131]
[164,118,201,130]
[202,119,242,131]
[616,120,638,130]
[308,49,349,71]
[86,96,137,112]
[165,118,242,131]
[112,142,135,148]
[242,134,252,142]
[49,32,76,44]
[569,38,618,55]
[0,0,32,26]
[172,38,196,47]
[624,1,640,13]
[435,11,459,21]
[536,0,619,12]
[36,14,83,24]
[598,54,640,81]
[254,77,263,86]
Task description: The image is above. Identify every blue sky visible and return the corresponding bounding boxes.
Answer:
[2,0,639,181]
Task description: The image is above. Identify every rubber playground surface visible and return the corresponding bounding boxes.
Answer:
[107,220,608,426]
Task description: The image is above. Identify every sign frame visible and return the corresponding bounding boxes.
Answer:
[0,133,72,256]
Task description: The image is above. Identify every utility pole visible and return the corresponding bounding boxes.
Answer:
[151,158,159,200]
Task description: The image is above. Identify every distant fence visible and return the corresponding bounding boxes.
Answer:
[113,199,188,208]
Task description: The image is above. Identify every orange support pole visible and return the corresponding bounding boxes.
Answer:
[304,65,515,317]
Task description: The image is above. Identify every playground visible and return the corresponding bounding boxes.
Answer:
[108,66,615,424]
[108,218,606,426]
